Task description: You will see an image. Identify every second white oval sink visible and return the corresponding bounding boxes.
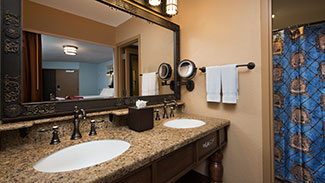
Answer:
[33,140,130,173]
[164,119,206,129]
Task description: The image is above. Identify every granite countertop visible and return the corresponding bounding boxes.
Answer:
[0,113,230,183]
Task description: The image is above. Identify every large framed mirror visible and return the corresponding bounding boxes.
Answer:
[0,0,180,122]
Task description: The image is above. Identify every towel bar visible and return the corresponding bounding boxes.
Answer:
[199,62,255,73]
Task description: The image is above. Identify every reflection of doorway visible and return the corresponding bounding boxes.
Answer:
[56,69,79,97]
[116,36,140,97]
[42,69,79,99]
[126,48,139,96]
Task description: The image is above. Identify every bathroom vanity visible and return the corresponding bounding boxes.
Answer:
[0,114,229,183]
[0,1,230,182]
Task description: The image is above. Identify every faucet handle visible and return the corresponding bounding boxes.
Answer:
[89,120,105,136]
[170,107,175,118]
[154,109,160,120]
[80,109,86,119]
[38,126,61,145]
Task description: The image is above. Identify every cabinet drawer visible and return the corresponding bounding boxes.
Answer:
[156,143,195,183]
[197,132,218,160]
[118,166,151,183]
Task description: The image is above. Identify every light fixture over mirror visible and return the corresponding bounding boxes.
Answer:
[166,0,177,15]
[63,45,78,56]
[149,0,161,6]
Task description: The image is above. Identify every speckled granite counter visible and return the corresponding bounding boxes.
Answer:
[0,113,229,183]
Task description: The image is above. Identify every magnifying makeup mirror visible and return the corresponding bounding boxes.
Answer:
[158,63,175,91]
[158,63,172,81]
[177,59,197,91]
[177,59,197,79]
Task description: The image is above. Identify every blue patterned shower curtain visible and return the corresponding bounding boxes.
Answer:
[273,23,324,183]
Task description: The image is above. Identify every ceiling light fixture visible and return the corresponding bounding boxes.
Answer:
[166,0,177,16]
[272,14,275,19]
[63,45,78,56]
[149,0,161,6]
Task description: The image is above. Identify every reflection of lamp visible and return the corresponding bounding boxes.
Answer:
[63,45,78,56]
[106,65,114,76]
[166,0,177,15]
[149,0,161,6]
[106,70,114,76]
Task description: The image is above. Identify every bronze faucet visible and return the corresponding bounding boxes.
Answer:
[163,99,177,119]
[71,106,86,140]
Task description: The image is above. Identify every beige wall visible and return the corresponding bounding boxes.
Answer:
[23,0,116,47]
[116,18,174,95]
[176,0,266,182]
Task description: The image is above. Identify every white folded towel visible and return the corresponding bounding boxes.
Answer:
[206,66,221,102]
[142,72,159,96]
[221,64,238,104]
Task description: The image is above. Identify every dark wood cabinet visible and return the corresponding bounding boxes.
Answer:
[156,143,195,183]
[114,126,228,183]
[197,132,218,161]
[117,166,152,183]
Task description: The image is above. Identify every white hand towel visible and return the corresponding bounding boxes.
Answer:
[142,72,159,96]
[221,64,238,104]
[206,66,221,102]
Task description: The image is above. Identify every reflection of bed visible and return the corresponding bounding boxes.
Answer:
[56,88,115,101]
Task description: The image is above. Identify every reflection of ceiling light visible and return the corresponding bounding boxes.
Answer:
[166,0,177,15]
[149,0,161,6]
[63,45,78,56]
[272,14,275,19]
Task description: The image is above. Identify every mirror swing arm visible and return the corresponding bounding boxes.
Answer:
[0,0,180,122]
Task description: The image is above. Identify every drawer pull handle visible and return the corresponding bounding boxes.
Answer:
[202,138,215,148]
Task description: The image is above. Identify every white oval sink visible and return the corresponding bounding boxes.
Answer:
[164,119,206,129]
[33,140,130,173]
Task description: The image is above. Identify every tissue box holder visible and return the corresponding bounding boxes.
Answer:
[128,106,153,132]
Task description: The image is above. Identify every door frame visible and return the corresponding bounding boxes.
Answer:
[115,35,141,97]
[261,0,274,182]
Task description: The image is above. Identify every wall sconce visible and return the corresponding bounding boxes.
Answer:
[149,0,161,6]
[166,0,177,15]
[63,45,78,56]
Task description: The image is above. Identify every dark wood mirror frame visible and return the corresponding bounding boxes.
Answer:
[0,0,180,123]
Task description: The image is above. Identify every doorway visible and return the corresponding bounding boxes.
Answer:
[116,36,140,97]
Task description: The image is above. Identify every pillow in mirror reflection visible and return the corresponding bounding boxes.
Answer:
[100,88,115,97]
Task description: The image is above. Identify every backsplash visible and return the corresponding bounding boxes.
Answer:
[0,114,126,150]
[0,105,182,150]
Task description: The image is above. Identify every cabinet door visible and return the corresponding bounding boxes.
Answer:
[156,144,195,183]
[118,166,151,183]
